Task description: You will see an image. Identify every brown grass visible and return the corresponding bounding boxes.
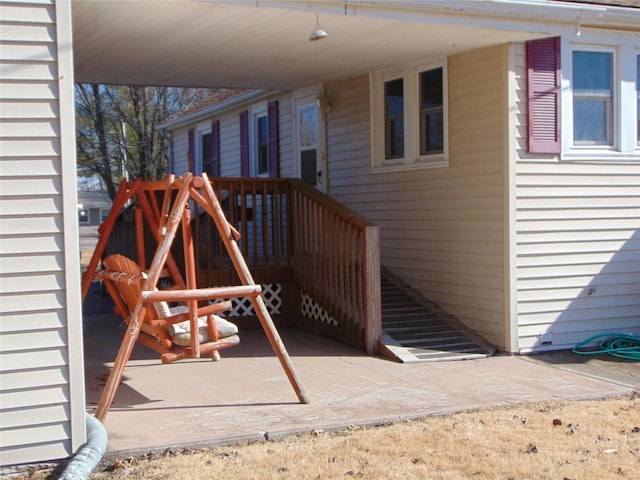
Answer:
[80,247,95,271]
[21,395,640,480]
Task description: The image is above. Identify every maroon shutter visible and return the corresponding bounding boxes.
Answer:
[187,128,195,172]
[527,37,561,153]
[239,110,249,177]
[268,100,279,178]
[211,119,220,177]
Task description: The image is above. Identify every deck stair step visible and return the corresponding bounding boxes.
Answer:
[379,268,496,363]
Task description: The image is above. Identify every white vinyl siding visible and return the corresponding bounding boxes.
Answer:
[218,114,240,177]
[170,126,190,174]
[0,0,85,466]
[514,42,640,353]
[168,93,294,179]
[326,44,508,349]
[277,95,294,179]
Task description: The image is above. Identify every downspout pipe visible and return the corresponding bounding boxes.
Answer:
[59,413,108,480]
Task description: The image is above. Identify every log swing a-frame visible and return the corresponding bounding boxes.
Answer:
[81,172,309,422]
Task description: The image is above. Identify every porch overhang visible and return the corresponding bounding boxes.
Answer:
[71,0,637,90]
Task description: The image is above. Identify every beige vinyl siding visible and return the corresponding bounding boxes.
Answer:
[513,42,640,352]
[326,45,508,349]
[0,0,85,466]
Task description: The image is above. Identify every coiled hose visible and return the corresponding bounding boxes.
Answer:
[59,413,108,480]
[572,333,640,361]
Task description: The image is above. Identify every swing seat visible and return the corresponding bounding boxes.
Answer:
[99,254,240,363]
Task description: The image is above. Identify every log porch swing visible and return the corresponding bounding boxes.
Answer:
[81,172,309,422]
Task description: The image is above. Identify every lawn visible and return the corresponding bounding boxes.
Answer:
[22,394,639,480]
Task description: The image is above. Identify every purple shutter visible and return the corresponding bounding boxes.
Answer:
[239,110,250,177]
[168,136,174,174]
[268,100,279,178]
[527,37,561,153]
[187,127,195,172]
[211,119,220,177]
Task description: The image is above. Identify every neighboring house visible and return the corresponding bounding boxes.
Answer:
[1,0,638,468]
[77,190,112,226]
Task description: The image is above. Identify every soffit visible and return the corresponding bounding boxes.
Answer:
[72,1,554,90]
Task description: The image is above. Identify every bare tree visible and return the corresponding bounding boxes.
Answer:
[76,84,214,199]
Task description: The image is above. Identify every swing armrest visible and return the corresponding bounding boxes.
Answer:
[156,300,233,327]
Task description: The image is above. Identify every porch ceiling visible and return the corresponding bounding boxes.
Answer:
[72,1,550,90]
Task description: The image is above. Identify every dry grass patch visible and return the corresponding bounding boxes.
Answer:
[21,395,640,480]
[80,247,95,271]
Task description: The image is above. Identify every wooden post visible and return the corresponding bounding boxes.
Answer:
[81,178,142,301]
[200,173,310,404]
[363,225,381,355]
[158,177,174,236]
[134,207,146,269]
[181,205,200,358]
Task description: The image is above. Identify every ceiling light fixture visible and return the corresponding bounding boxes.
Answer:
[309,13,327,41]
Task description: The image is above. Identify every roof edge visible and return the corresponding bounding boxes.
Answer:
[212,0,638,29]
[156,89,273,131]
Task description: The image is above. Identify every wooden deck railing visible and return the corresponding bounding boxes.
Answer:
[193,178,293,286]
[288,179,381,354]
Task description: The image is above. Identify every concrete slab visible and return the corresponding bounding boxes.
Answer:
[82,289,638,458]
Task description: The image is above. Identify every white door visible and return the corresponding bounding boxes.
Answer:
[294,89,326,192]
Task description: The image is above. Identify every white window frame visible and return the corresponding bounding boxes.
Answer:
[250,103,269,177]
[371,60,448,172]
[195,122,211,175]
[561,36,639,162]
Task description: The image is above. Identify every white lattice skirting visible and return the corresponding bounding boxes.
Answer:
[211,283,282,316]
[301,290,337,326]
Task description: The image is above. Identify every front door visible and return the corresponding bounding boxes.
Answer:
[294,88,326,192]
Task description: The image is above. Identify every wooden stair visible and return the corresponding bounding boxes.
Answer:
[379,270,496,363]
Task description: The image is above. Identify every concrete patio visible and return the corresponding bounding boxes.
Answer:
[82,285,639,459]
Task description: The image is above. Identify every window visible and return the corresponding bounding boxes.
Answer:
[637,54,639,145]
[240,101,279,178]
[100,209,110,223]
[78,207,89,224]
[420,68,444,155]
[190,123,213,175]
[559,39,640,160]
[372,62,447,171]
[200,131,212,174]
[384,77,404,159]
[194,120,219,177]
[254,111,269,176]
[572,50,613,146]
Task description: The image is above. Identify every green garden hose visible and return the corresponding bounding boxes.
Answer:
[572,333,640,361]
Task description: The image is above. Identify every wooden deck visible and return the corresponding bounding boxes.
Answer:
[379,269,496,362]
